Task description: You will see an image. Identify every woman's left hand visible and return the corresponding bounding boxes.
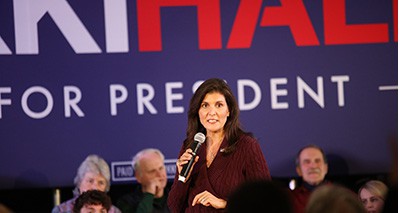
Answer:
[192,190,227,209]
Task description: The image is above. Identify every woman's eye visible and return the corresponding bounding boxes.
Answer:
[371,197,378,202]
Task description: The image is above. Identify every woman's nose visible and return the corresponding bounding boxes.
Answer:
[208,107,216,115]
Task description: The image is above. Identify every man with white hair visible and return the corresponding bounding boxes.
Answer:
[117,148,170,213]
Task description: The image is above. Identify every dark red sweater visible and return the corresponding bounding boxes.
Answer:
[291,185,311,213]
[167,134,271,213]
[290,181,330,213]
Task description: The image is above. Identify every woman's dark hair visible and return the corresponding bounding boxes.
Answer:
[185,78,248,153]
[73,190,111,213]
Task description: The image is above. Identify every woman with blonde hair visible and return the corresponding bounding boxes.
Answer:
[358,180,388,213]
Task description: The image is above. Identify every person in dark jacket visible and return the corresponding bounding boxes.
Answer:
[117,148,170,213]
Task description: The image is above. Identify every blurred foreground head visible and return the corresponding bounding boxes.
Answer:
[227,180,293,213]
[306,184,364,213]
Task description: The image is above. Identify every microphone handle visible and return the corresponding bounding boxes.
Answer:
[180,153,196,177]
[178,141,202,181]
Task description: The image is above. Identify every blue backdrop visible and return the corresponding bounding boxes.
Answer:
[0,0,397,189]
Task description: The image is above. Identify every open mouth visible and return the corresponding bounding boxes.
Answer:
[207,119,218,123]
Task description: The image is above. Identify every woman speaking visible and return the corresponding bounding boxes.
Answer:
[168,78,271,212]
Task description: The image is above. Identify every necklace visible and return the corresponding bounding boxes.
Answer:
[206,137,223,167]
[206,151,216,167]
[209,150,217,161]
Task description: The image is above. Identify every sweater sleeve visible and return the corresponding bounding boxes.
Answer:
[243,136,271,181]
[167,144,192,213]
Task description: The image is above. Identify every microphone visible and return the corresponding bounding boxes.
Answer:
[178,132,206,182]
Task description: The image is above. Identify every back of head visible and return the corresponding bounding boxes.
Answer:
[73,154,111,195]
[227,180,293,213]
[0,203,13,213]
[306,184,365,213]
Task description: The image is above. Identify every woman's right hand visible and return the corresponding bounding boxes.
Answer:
[176,148,199,182]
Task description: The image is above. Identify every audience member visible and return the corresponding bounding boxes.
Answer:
[73,190,111,213]
[305,184,365,213]
[290,144,329,213]
[52,154,121,213]
[168,78,271,212]
[358,180,388,213]
[0,203,13,213]
[227,180,293,213]
[116,148,170,213]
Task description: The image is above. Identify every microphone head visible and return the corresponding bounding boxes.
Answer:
[194,132,206,144]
